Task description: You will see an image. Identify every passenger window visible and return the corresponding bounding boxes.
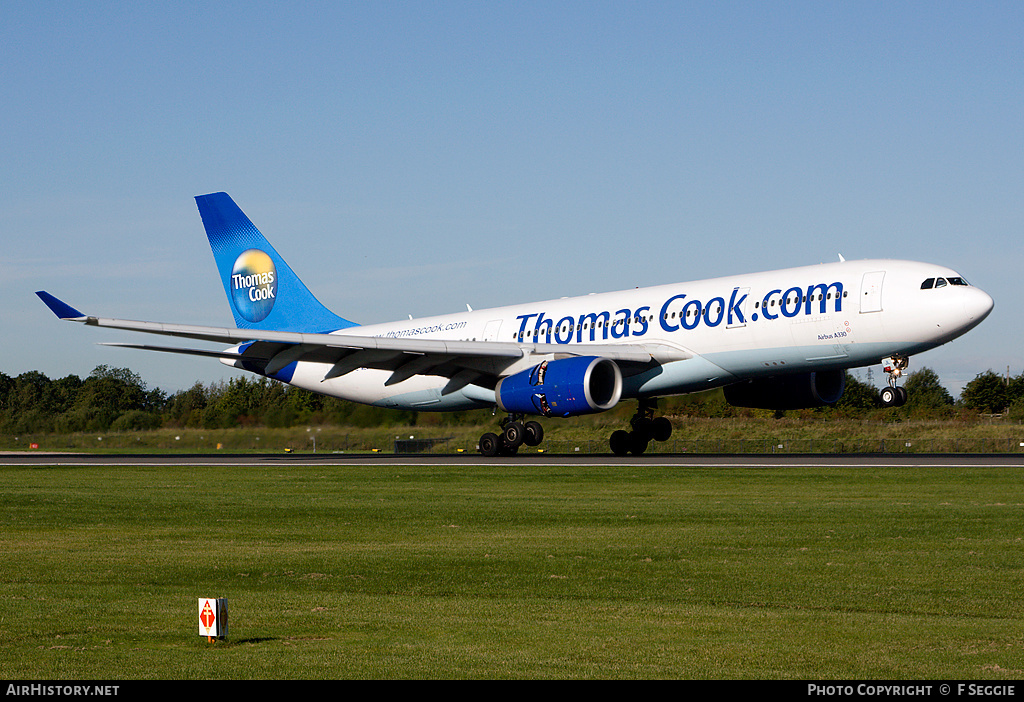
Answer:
[921,278,934,289]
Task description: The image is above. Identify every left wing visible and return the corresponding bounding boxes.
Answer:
[36,292,689,391]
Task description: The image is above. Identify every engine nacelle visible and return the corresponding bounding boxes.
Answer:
[496,356,622,417]
[723,369,846,410]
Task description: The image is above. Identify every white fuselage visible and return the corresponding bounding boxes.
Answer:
[236,259,992,411]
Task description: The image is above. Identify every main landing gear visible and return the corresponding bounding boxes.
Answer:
[478,413,544,457]
[879,354,909,408]
[609,398,673,456]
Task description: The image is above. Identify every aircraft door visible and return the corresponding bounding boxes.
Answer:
[727,287,750,329]
[482,319,503,341]
[859,271,885,313]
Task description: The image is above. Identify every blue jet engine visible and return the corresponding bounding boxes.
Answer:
[496,356,622,417]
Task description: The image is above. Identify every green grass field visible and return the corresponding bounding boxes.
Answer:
[2,461,1023,679]
[4,414,1023,455]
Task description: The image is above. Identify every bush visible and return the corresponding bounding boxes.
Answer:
[110,410,162,432]
[960,370,1008,414]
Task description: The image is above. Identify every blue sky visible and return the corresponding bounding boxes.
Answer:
[2,2,1021,396]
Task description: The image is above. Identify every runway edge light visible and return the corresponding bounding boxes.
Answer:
[198,597,228,641]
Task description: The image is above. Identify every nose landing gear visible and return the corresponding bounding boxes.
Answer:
[880,354,909,407]
[609,398,673,456]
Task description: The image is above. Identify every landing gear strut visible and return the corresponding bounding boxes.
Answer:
[478,413,544,456]
[879,354,909,408]
[609,398,673,456]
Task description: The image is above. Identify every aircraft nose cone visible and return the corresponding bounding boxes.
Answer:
[965,287,994,322]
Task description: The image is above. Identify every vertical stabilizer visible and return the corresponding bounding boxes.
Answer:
[196,192,357,333]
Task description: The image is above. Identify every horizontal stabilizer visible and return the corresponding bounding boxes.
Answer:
[98,342,245,360]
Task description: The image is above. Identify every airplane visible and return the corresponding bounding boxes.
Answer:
[37,192,994,456]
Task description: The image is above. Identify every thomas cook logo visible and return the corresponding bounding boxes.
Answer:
[231,249,277,323]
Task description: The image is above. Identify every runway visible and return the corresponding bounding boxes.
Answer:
[3,451,1024,468]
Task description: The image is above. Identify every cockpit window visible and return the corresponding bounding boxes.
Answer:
[923,276,970,290]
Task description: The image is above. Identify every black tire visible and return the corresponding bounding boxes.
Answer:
[652,416,672,442]
[610,430,631,456]
[499,443,519,456]
[524,420,544,446]
[880,386,898,408]
[503,421,525,449]
[896,387,908,406]
[629,432,649,455]
[479,432,500,457]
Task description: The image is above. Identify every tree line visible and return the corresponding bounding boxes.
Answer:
[1,364,1022,435]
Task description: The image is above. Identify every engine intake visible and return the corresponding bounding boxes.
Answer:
[496,356,622,417]
[723,369,846,410]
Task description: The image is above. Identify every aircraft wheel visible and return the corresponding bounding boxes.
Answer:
[610,430,631,456]
[503,421,525,449]
[896,387,908,406]
[652,416,673,442]
[524,421,544,447]
[880,386,898,408]
[629,432,649,455]
[479,432,500,457]
[499,442,519,456]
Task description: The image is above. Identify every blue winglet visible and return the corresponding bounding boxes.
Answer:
[36,291,85,319]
